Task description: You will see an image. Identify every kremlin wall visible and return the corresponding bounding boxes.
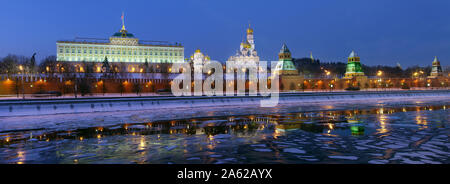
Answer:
[0,21,448,97]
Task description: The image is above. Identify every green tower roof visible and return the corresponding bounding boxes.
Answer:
[276,61,297,71]
[112,32,135,38]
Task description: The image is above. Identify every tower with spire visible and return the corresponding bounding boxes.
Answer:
[428,56,443,78]
[344,50,365,79]
[272,44,303,91]
[274,44,298,75]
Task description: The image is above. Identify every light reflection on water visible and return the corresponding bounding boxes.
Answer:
[0,103,448,164]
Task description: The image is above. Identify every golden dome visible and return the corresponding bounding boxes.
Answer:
[247,28,253,34]
[195,49,201,53]
[241,42,251,49]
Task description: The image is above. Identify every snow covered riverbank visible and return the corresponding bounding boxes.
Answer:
[0,90,449,117]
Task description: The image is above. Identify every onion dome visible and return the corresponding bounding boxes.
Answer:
[240,42,251,49]
[247,28,253,34]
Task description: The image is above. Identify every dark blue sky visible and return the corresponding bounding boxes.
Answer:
[2,0,449,67]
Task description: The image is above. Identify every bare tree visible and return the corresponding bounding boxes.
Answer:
[132,82,141,96]
[39,56,58,77]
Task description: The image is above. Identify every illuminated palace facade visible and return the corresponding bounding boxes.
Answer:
[56,19,184,72]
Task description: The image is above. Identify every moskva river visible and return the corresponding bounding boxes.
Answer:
[0,99,448,164]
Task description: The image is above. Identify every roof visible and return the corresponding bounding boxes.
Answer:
[275,60,297,71]
[280,43,290,54]
[433,56,439,63]
[57,39,183,47]
[112,31,135,38]
[349,51,358,58]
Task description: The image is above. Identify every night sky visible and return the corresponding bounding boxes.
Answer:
[2,0,450,67]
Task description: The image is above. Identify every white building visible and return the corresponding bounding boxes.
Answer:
[56,16,184,64]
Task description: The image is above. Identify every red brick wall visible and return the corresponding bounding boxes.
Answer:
[0,76,448,96]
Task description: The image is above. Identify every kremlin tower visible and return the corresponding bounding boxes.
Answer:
[344,51,365,79]
[428,56,443,78]
[272,44,303,91]
[274,44,299,75]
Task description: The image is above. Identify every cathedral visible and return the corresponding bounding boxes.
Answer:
[228,25,260,63]
[189,49,211,70]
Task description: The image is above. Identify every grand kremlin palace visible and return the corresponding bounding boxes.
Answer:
[56,23,184,73]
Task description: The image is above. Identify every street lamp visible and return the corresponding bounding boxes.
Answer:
[18,65,25,99]
[377,70,383,77]
[325,70,331,78]
[376,70,383,91]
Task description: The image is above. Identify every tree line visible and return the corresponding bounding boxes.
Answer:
[0,54,440,78]
[292,58,433,78]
